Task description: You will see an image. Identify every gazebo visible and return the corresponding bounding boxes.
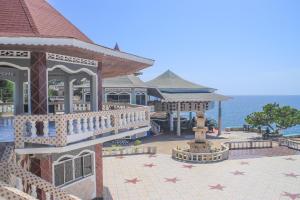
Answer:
[147,70,230,136]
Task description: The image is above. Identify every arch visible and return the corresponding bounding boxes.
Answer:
[48,64,97,76]
[0,62,31,114]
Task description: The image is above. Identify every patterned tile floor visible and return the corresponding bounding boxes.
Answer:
[103,153,300,200]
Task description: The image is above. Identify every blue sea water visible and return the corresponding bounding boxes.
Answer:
[204,95,300,136]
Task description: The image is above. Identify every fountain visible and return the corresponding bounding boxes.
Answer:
[172,112,229,163]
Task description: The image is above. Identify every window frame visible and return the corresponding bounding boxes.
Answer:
[53,150,95,187]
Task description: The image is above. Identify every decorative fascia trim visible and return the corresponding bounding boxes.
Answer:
[0,37,154,65]
[47,52,98,67]
[0,50,30,59]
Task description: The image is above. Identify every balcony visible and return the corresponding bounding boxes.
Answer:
[0,103,151,153]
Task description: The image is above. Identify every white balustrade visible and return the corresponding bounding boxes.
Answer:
[43,121,49,137]
[82,118,88,132]
[89,117,94,131]
[16,177,23,191]
[76,118,82,134]
[30,121,37,137]
[31,185,37,198]
[15,105,150,147]
[68,120,74,135]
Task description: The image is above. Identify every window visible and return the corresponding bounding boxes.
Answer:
[106,93,130,104]
[54,152,94,187]
[136,93,146,105]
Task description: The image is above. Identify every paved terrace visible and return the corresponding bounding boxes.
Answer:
[103,153,300,200]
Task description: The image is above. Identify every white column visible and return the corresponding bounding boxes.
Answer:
[218,101,222,136]
[64,78,70,113]
[177,102,181,136]
[14,71,24,114]
[90,75,98,111]
[169,111,174,132]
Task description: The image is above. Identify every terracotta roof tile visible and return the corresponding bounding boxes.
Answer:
[0,0,93,43]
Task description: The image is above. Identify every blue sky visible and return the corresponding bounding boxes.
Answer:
[49,0,300,95]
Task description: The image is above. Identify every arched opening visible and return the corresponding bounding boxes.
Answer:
[0,64,29,142]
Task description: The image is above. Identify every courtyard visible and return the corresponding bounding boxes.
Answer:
[103,153,300,200]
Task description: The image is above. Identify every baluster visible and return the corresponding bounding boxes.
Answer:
[95,116,100,130]
[134,112,137,122]
[76,118,82,134]
[89,117,94,131]
[31,185,37,198]
[45,192,51,200]
[83,118,88,132]
[16,177,23,191]
[130,112,134,122]
[126,113,130,124]
[74,104,77,112]
[31,121,37,137]
[101,117,106,129]
[123,114,127,125]
[119,115,123,127]
[43,121,49,137]
[107,116,112,128]
[68,120,74,135]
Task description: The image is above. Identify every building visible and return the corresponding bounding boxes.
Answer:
[0,0,153,199]
[147,70,230,136]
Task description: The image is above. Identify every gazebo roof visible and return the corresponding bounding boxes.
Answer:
[0,0,154,78]
[0,0,92,43]
[103,74,148,88]
[146,70,215,92]
[147,70,231,102]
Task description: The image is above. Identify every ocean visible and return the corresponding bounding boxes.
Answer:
[204,95,300,136]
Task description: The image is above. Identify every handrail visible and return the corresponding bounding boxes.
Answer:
[279,138,300,151]
[0,146,80,200]
[103,146,157,156]
[14,105,151,148]
[225,140,273,150]
[172,144,229,163]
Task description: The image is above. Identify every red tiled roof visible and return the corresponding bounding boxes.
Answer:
[0,0,93,43]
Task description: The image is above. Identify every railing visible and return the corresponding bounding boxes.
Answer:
[14,105,151,148]
[0,103,14,114]
[279,138,300,151]
[225,140,273,150]
[103,146,157,156]
[150,120,161,135]
[0,146,79,200]
[172,144,229,163]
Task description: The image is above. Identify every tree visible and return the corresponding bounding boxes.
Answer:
[245,103,300,134]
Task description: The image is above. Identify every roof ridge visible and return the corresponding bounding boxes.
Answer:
[42,0,93,43]
[19,0,39,35]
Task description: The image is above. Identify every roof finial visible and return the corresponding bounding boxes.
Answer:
[114,43,120,51]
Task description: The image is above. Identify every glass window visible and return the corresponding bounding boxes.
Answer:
[54,163,64,186]
[74,157,83,179]
[64,160,73,183]
[54,152,94,187]
[136,94,146,105]
[107,93,130,104]
[83,154,93,176]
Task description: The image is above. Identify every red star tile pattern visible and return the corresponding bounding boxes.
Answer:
[231,170,245,176]
[240,161,249,165]
[209,184,225,191]
[144,163,156,168]
[284,173,300,178]
[182,164,195,169]
[148,154,157,158]
[116,156,125,159]
[125,178,141,184]
[284,157,296,161]
[282,192,300,200]
[165,177,180,183]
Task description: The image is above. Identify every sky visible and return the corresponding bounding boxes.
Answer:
[49,0,300,95]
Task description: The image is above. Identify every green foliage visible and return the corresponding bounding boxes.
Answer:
[0,80,14,102]
[245,103,300,134]
[134,139,142,146]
